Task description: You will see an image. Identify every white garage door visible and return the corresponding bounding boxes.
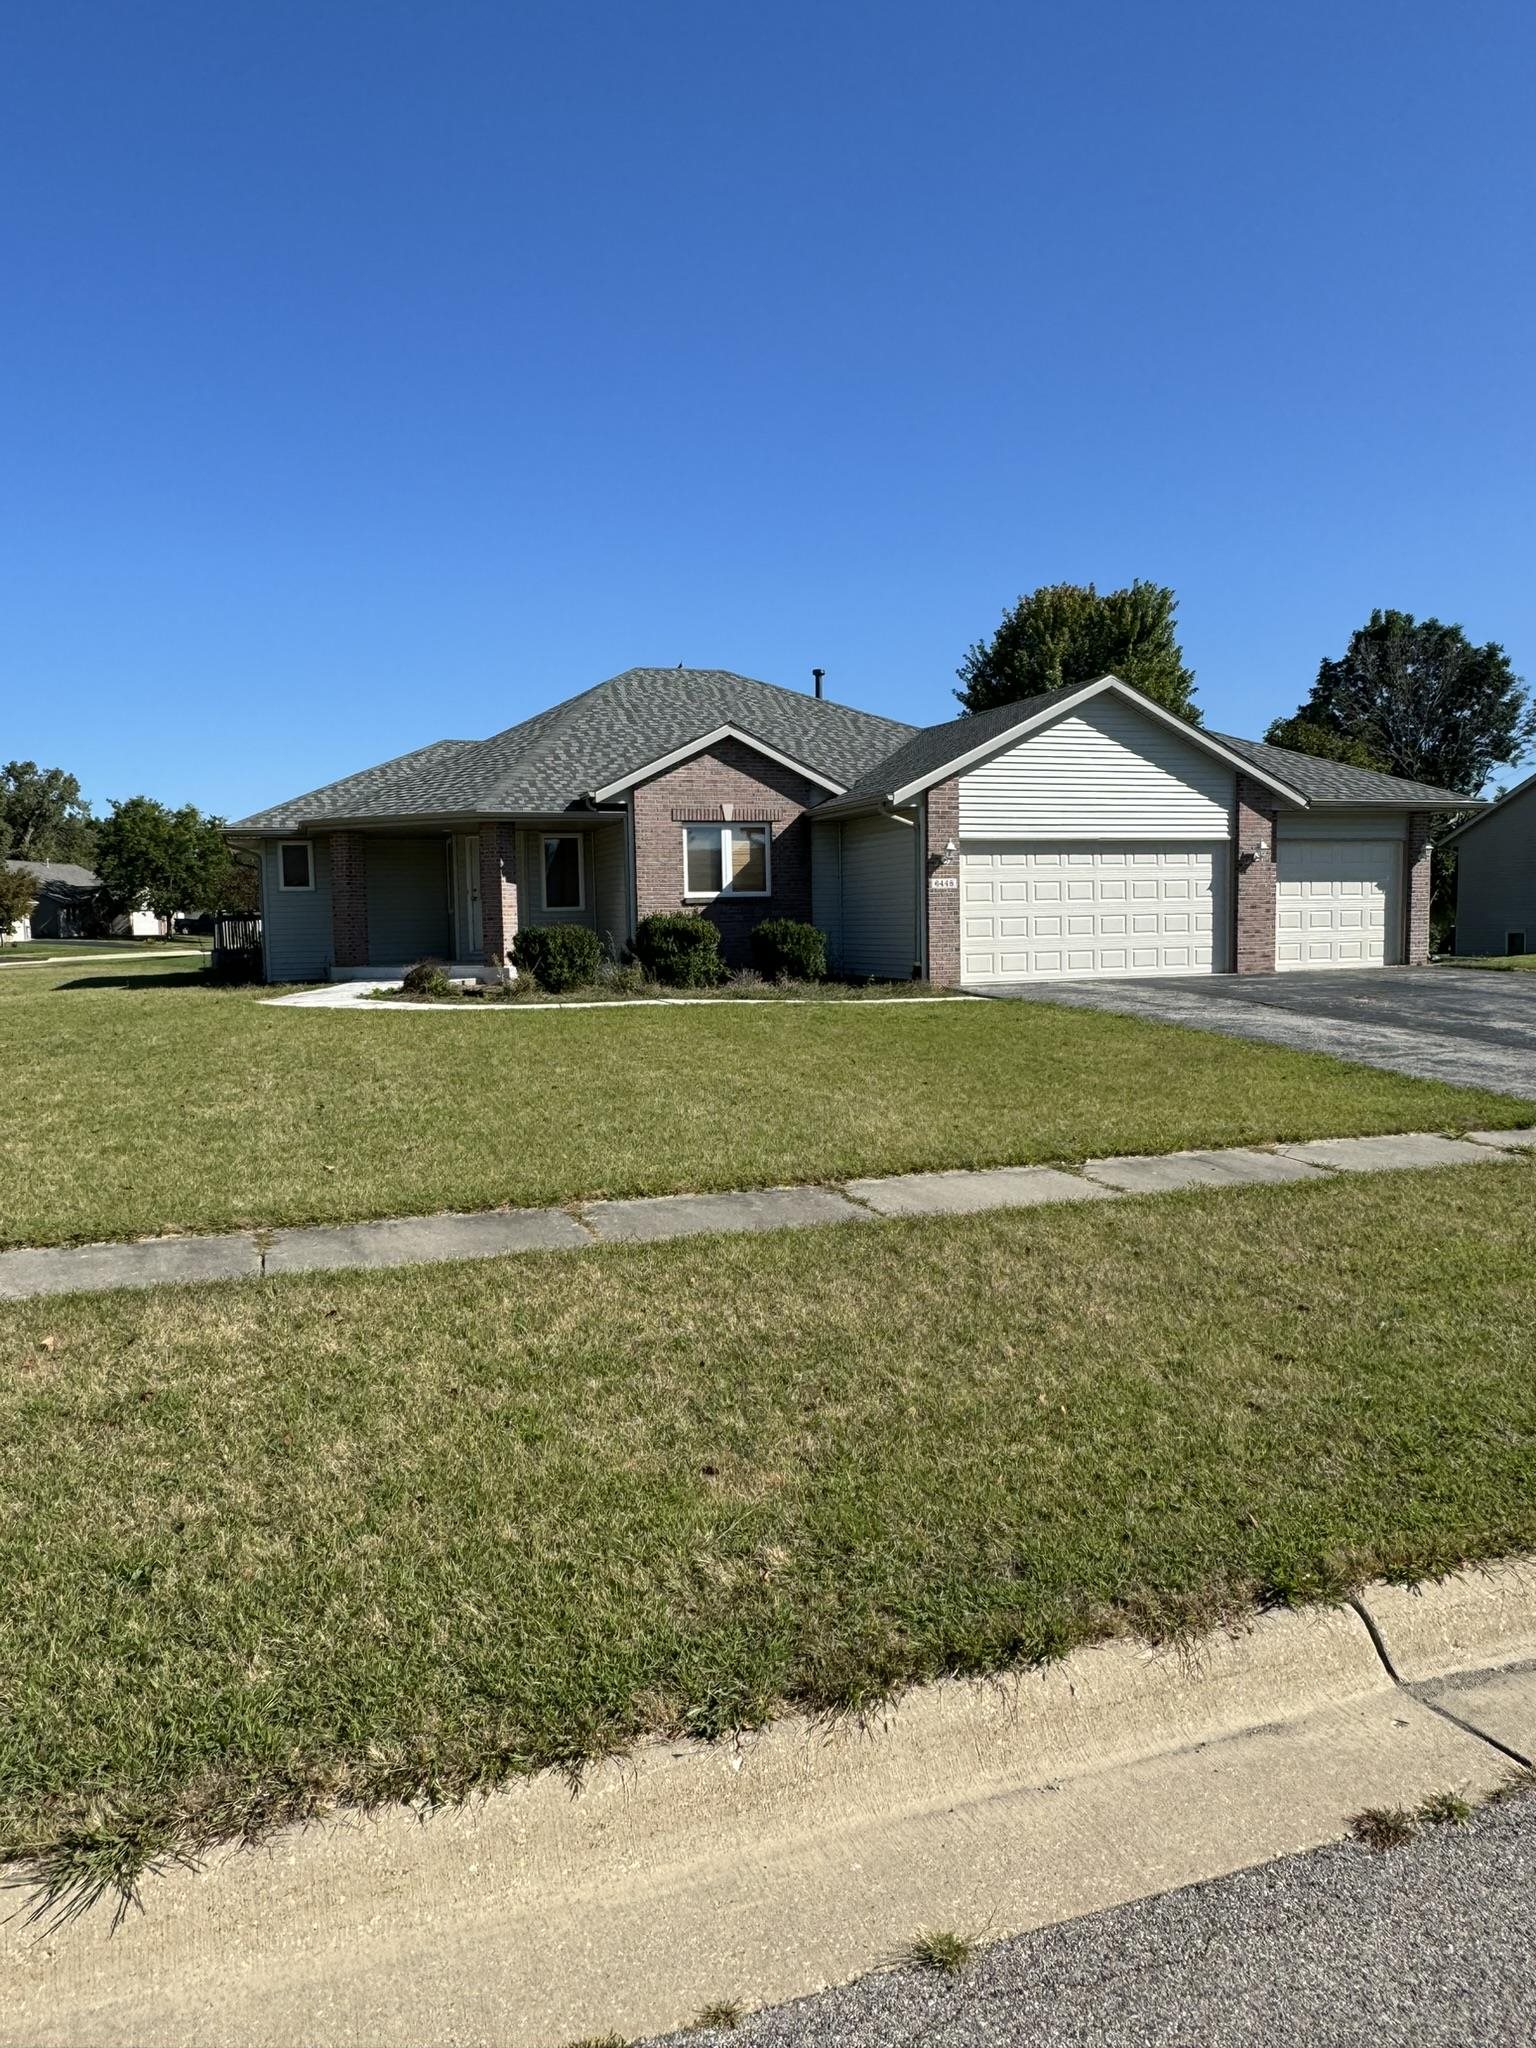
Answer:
[1276,839,1400,969]
[960,842,1226,981]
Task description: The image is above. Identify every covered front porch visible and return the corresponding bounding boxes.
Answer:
[256,815,630,983]
[331,819,630,978]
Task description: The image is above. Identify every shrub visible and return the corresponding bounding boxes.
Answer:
[749,917,828,982]
[402,959,453,999]
[512,923,603,993]
[634,913,723,988]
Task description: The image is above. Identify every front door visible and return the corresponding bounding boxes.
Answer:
[449,834,483,960]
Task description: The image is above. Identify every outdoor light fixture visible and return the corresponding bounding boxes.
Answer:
[944,839,957,859]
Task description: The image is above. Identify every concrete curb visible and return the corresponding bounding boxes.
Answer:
[1358,1559,1536,1682]
[5,1565,1536,2047]
[1,1129,1531,1300]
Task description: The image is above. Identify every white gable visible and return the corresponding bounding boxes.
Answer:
[958,694,1234,840]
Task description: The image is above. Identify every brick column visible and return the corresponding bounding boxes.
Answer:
[330,832,370,969]
[924,780,961,986]
[1405,814,1432,965]
[1234,776,1277,974]
[478,822,519,972]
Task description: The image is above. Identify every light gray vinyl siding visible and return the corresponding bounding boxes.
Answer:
[366,836,451,961]
[958,696,1233,840]
[835,812,920,979]
[261,836,333,983]
[1454,784,1536,955]
[590,821,628,955]
[1278,810,1408,841]
[811,821,844,966]
[517,830,598,931]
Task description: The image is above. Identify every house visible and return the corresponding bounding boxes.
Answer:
[228,667,1473,987]
[1,860,165,942]
[1443,770,1536,956]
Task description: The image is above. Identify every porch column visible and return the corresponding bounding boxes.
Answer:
[924,780,961,987]
[330,832,370,968]
[1234,775,1277,974]
[1405,814,1433,965]
[479,822,519,970]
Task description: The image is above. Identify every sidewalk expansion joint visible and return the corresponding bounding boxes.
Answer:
[1347,1594,1535,1770]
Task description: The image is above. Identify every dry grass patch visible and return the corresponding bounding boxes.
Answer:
[1,1163,1533,1915]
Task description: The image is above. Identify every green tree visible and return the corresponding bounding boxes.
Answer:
[1265,609,1533,793]
[0,864,39,941]
[957,580,1199,722]
[93,798,246,922]
[1261,716,1386,771]
[0,761,95,863]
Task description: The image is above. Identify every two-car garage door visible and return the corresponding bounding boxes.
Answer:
[960,842,1226,981]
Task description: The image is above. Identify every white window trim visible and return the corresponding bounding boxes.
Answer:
[541,832,586,912]
[277,840,315,892]
[682,822,772,901]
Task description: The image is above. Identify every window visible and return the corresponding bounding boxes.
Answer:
[278,841,314,891]
[1509,931,1528,957]
[542,834,584,911]
[683,823,770,899]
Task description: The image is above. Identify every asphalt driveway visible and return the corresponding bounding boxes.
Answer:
[984,968,1536,1099]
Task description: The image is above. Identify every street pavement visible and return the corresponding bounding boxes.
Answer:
[644,1788,1536,2048]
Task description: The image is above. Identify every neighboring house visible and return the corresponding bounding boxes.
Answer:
[1443,770,1536,956]
[228,667,1473,987]
[1,860,163,942]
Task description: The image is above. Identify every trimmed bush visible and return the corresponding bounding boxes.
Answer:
[402,960,453,999]
[750,918,828,982]
[633,913,724,988]
[512,923,603,993]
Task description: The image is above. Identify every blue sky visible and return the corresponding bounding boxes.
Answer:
[2,0,1533,820]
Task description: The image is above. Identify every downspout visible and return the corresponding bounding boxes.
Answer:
[258,842,273,985]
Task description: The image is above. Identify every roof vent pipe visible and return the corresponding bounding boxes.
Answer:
[811,667,825,699]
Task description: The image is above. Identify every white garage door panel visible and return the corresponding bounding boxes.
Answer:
[1276,839,1400,969]
[961,842,1225,980]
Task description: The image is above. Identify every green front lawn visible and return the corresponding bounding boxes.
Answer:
[3,1162,1532,1909]
[0,939,200,959]
[0,956,1529,1249]
[1445,954,1536,972]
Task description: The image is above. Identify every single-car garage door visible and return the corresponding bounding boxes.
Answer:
[1276,838,1401,969]
[960,841,1227,981]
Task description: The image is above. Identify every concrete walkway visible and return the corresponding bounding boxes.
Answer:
[4,1563,1532,2048]
[264,979,977,1009]
[1,1127,1532,1301]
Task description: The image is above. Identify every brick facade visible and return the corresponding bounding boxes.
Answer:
[923,779,961,987]
[478,822,519,970]
[630,738,821,964]
[1405,813,1432,966]
[329,831,370,968]
[1233,776,1278,974]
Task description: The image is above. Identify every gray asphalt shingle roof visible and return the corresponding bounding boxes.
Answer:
[232,668,1478,833]
[1206,731,1473,807]
[4,859,101,889]
[232,669,917,830]
[839,682,1091,798]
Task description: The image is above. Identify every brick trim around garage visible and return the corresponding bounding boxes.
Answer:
[1405,815,1432,966]
[1234,777,1278,975]
[924,780,961,987]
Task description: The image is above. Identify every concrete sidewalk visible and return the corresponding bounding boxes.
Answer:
[1,1127,1532,1300]
[3,1564,1532,2048]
